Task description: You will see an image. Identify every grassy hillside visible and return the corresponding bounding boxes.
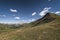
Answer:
[0,13,60,40]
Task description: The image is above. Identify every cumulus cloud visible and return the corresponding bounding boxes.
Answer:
[55,11,60,14]
[0,15,6,17]
[39,7,51,16]
[22,20,27,23]
[13,15,16,16]
[50,12,54,13]
[10,9,17,12]
[14,17,20,20]
[3,15,6,17]
[20,19,36,23]
[28,19,36,23]
[48,0,51,1]
[32,12,36,16]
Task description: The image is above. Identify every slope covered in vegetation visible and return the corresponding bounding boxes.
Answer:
[0,13,60,40]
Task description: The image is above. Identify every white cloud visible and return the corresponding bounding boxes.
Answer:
[17,21,25,24]
[22,20,27,23]
[10,9,17,12]
[39,7,51,16]
[3,15,6,17]
[55,11,60,14]
[13,15,16,16]
[21,19,36,23]
[28,19,36,23]
[32,12,36,16]
[50,12,54,13]
[48,0,51,1]
[0,15,6,17]
[14,17,20,20]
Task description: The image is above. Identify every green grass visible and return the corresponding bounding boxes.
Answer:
[0,13,60,40]
[3,23,60,40]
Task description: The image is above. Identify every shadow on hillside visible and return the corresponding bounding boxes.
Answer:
[31,13,56,27]
[32,18,56,27]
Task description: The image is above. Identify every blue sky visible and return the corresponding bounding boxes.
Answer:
[0,0,60,24]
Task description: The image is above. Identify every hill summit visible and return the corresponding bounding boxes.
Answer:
[31,13,56,27]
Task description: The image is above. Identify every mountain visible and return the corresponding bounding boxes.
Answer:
[0,13,60,40]
[31,13,56,27]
